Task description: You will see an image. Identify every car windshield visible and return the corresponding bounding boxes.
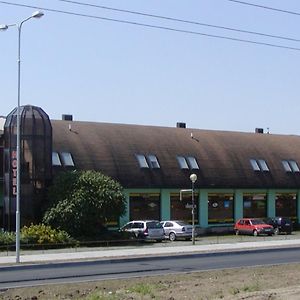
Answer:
[251,219,266,225]
[176,221,190,226]
[146,221,162,228]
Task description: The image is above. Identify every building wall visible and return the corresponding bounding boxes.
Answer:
[122,188,300,228]
[0,137,3,227]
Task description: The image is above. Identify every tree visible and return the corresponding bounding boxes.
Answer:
[43,170,126,238]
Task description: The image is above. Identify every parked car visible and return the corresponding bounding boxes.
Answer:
[119,220,164,242]
[263,217,293,235]
[234,218,274,236]
[160,220,193,241]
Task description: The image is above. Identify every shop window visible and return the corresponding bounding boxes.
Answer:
[129,193,160,220]
[52,152,61,166]
[243,193,267,218]
[60,152,74,167]
[147,155,160,169]
[208,193,234,224]
[276,193,297,219]
[136,154,149,168]
[170,192,199,224]
[282,160,300,173]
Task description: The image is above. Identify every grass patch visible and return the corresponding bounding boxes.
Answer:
[86,291,118,300]
[241,282,260,293]
[128,283,156,297]
[230,287,240,295]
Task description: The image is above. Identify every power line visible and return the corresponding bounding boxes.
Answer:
[1,1,300,52]
[227,0,300,16]
[57,0,300,43]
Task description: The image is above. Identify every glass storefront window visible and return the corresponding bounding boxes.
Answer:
[276,193,297,219]
[243,193,267,218]
[208,193,234,224]
[170,193,199,224]
[129,193,160,220]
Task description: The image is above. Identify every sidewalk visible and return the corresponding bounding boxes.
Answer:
[1,237,300,266]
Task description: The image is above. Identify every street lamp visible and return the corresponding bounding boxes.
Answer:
[190,173,197,245]
[0,10,44,263]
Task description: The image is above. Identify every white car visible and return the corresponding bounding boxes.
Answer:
[120,220,164,242]
[160,220,193,241]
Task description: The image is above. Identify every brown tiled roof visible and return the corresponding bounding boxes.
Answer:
[51,120,300,189]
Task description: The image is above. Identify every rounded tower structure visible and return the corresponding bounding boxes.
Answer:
[3,105,52,230]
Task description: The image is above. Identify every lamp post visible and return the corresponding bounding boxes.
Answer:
[190,173,197,245]
[0,11,44,263]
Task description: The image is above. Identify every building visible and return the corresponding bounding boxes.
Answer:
[1,105,300,230]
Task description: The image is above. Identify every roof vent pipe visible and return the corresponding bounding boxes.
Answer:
[177,122,186,128]
[62,114,73,121]
[255,128,264,134]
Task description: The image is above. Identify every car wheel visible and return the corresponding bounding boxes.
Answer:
[235,230,239,235]
[274,228,279,235]
[253,230,258,236]
[169,232,176,241]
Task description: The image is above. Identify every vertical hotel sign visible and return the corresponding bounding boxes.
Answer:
[11,150,17,196]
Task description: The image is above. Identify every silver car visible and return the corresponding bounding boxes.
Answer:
[120,220,164,242]
[160,220,193,241]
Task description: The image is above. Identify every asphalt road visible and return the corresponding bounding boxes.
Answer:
[1,246,300,289]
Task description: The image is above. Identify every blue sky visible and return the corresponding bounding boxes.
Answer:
[1,1,300,135]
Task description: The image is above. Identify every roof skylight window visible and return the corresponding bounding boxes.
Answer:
[136,154,149,168]
[258,159,269,172]
[147,155,160,169]
[282,160,292,172]
[250,159,269,172]
[177,156,189,169]
[186,156,199,170]
[282,160,300,173]
[177,156,199,170]
[52,152,61,166]
[289,160,300,172]
[60,152,75,167]
[250,159,260,171]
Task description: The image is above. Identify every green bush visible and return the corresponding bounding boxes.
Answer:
[0,230,15,246]
[43,170,126,238]
[21,223,76,245]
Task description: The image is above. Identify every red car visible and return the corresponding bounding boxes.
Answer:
[234,218,274,236]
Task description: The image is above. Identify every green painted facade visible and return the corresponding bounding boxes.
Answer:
[121,188,300,228]
[0,185,2,207]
